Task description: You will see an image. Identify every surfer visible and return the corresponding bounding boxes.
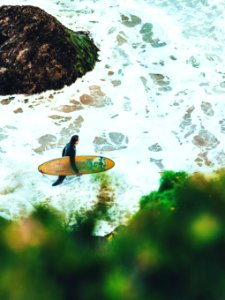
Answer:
[52,135,81,186]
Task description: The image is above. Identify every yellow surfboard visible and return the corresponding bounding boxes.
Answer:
[38,155,115,176]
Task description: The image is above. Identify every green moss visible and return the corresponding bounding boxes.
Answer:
[65,28,99,77]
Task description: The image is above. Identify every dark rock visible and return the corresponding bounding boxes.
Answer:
[195,152,214,167]
[0,5,99,95]
[13,107,23,113]
[93,132,128,152]
[201,101,214,116]
[121,14,142,28]
[0,128,7,141]
[192,129,219,150]
[33,134,57,153]
[111,80,121,87]
[150,158,164,170]
[219,119,225,133]
[148,143,162,152]
[80,85,111,107]
[54,103,83,113]
[1,98,10,105]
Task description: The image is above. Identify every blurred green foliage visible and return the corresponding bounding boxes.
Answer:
[140,170,188,211]
[1,170,225,299]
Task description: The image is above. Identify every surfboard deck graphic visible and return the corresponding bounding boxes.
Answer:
[38,155,115,176]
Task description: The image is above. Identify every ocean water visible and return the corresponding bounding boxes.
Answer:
[1,0,225,235]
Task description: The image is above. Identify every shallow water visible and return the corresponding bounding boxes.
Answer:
[1,0,225,234]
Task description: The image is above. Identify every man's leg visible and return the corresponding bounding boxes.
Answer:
[52,176,66,186]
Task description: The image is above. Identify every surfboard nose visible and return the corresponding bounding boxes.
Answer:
[106,158,115,170]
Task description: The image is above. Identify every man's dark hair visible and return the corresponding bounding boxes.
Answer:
[70,135,79,145]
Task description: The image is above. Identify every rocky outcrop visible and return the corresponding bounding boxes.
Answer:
[0,5,99,95]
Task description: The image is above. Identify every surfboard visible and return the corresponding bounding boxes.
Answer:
[38,155,115,176]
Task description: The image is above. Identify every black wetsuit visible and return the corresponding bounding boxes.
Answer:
[52,143,79,186]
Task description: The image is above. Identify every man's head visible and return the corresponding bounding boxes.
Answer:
[70,135,79,146]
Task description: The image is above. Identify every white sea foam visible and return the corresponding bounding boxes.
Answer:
[1,0,225,234]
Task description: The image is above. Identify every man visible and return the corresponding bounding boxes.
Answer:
[52,135,81,186]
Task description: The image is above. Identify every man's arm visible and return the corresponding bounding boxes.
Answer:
[69,154,79,173]
[68,146,80,174]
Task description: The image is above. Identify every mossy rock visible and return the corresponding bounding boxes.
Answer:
[0,5,99,95]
